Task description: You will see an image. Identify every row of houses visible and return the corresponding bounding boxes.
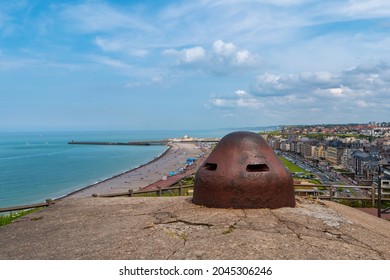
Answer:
[268,135,390,185]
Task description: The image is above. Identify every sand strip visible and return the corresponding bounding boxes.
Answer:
[65,142,210,198]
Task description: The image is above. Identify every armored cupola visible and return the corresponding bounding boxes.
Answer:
[193,131,295,209]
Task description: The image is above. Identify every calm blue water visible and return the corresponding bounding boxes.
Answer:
[0,129,246,208]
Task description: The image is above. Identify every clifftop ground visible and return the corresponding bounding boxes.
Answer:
[1,196,389,260]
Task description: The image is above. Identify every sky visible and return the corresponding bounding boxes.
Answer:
[1,0,390,131]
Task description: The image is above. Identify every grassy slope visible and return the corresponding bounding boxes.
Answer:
[278,156,306,173]
[0,208,41,227]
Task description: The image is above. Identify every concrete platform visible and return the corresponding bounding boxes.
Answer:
[1,196,390,259]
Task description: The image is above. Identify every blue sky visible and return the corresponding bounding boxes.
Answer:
[1,0,390,131]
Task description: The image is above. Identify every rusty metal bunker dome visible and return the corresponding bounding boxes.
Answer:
[193,131,296,209]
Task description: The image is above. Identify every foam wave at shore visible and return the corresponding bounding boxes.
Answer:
[62,145,171,199]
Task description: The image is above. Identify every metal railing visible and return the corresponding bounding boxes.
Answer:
[294,184,390,203]
[92,184,194,198]
[0,185,192,213]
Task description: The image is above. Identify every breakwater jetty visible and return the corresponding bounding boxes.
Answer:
[68,140,169,146]
[68,137,220,146]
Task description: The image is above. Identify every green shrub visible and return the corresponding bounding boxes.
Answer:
[0,208,42,227]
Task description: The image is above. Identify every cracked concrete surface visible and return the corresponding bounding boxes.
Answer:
[1,196,390,260]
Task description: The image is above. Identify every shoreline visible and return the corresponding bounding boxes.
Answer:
[64,142,210,199]
[59,145,172,200]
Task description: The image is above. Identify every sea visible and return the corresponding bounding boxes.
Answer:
[0,128,276,209]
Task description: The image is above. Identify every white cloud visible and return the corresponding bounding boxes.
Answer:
[235,89,247,96]
[164,40,262,74]
[181,46,207,63]
[315,86,351,98]
[208,89,263,110]
[95,37,120,52]
[258,0,310,6]
[163,46,207,64]
[251,66,386,98]
[328,87,343,97]
[252,73,298,95]
[341,0,390,18]
[210,98,230,107]
[329,87,347,97]
[95,36,149,57]
[299,71,334,84]
[124,74,167,89]
[235,50,250,65]
[236,97,263,108]
[89,55,133,70]
[365,74,379,83]
[212,40,236,56]
[211,40,262,70]
[356,100,373,108]
[209,97,263,109]
[207,61,390,125]
[62,2,155,33]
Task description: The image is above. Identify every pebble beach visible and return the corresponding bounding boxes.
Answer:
[65,142,210,198]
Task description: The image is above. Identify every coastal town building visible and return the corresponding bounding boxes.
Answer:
[280,141,291,152]
[341,148,357,172]
[313,145,325,161]
[265,122,389,185]
[384,164,390,180]
[326,146,344,166]
[352,150,379,185]
[301,143,316,159]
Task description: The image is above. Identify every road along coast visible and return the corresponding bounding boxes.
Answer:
[65,142,211,198]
